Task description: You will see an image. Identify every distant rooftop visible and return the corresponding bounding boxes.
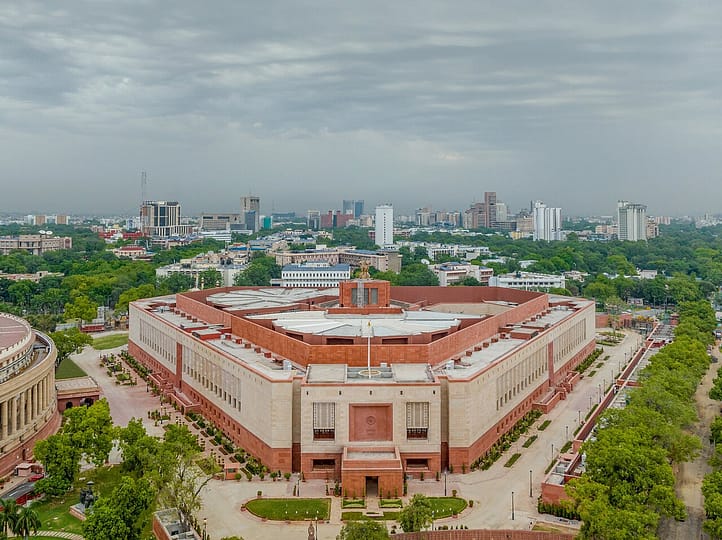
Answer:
[206,288,338,311]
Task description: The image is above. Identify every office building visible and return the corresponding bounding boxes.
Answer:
[617,201,647,241]
[129,280,594,496]
[200,214,244,231]
[532,201,563,241]
[0,235,72,256]
[375,204,394,247]
[240,196,261,233]
[465,192,497,230]
[280,262,351,287]
[140,201,194,238]
[342,200,364,218]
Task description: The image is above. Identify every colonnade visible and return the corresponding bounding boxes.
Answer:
[0,373,53,441]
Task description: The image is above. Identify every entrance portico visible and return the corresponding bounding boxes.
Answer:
[341,447,403,499]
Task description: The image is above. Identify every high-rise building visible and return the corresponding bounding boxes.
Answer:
[617,201,647,241]
[140,201,193,238]
[240,195,261,233]
[375,204,394,247]
[532,201,563,241]
[342,200,364,218]
[465,192,498,229]
[307,210,321,231]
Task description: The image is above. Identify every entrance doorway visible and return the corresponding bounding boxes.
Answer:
[365,476,378,498]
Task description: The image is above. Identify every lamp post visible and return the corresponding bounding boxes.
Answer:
[444,469,448,497]
[551,443,555,460]
[203,518,207,540]
[511,491,515,520]
[565,425,569,440]
[578,409,581,424]
[297,477,301,497]
[529,469,533,498]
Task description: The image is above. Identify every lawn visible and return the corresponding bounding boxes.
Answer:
[92,333,129,350]
[54,357,87,379]
[244,498,330,521]
[31,465,124,534]
[427,497,467,518]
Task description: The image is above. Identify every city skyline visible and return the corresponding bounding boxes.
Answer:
[2,2,722,215]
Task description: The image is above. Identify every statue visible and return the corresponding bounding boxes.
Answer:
[358,261,371,280]
[307,522,315,540]
[79,481,95,510]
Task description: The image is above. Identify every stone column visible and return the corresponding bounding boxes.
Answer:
[32,383,38,420]
[1,400,7,440]
[8,397,15,435]
[19,391,26,429]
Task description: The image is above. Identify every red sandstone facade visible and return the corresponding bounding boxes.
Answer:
[129,280,595,495]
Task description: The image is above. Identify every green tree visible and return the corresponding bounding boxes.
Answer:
[0,498,18,538]
[158,273,194,294]
[115,283,157,313]
[82,504,131,540]
[11,506,40,540]
[199,269,223,289]
[33,433,80,497]
[337,520,390,540]
[234,256,281,286]
[49,327,92,364]
[64,294,98,322]
[398,494,433,532]
[63,399,116,467]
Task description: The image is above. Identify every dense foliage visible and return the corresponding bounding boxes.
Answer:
[567,300,714,539]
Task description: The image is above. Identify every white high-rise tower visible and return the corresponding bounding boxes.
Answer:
[617,201,647,241]
[375,204,394,247]
[532,201,563,241]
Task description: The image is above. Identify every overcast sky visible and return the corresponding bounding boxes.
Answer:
[2,1,722,217]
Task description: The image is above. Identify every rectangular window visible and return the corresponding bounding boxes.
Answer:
[406,402,429,439]
[313,402,335,440]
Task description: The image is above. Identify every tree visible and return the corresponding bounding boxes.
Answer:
[118,418,161,475]
[0,499,18,539]
[82,504,131,540]
[12,506,40,540]
[158,273,194,294]
[199,269,223,289]
[398,494,433,532]
[234,256,281,286]
[156,425,215,529]
[337,520,390,540]
[115,284,157,313]
[83,476,155,540]
[63,399,116,467]
[64,294,98,322]
[33,433,80,497]
[50,327,92,364]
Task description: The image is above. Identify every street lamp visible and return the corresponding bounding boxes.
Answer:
[511,491,515,520]
[297,477,301,497]
[551,443,555,460]
[565,425,569,440]
[444,469,448,497]
[578,410,581,424]
[202,518,207,540]
[529,469,533,498]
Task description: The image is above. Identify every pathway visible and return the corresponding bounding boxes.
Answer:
[11,531,84,539]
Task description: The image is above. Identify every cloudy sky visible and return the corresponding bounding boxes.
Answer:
[2,1,722,217]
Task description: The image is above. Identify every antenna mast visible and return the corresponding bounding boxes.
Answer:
[141,171,148,202]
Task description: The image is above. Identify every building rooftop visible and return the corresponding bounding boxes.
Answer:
[206,288,338,311]
[306,363,434,384]
[0,314,31,351]
[251,310,479,338]
[441,306,577,380]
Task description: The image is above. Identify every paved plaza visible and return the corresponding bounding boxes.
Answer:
[69,330,643,539]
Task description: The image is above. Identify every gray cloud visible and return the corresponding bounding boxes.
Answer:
[1,1,722,217]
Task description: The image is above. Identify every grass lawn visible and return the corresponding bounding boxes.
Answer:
[54,357,87,379]
[31,465,124,535]
[245,498,330,521]
[92,333,129,350]
[427,497,467,518]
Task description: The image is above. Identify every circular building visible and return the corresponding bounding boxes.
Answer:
[0,313,60,476]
